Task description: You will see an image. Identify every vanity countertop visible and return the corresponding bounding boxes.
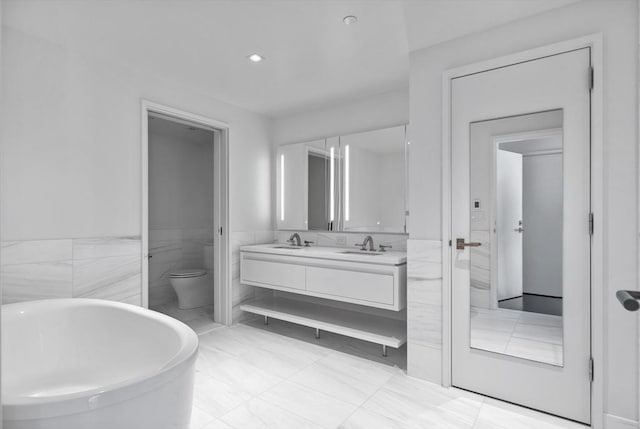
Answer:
[240,243,407,265]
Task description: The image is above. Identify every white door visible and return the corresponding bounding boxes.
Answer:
[496,149,523,301]
[451,49,591,423]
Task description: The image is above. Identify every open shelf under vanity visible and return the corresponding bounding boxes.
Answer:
[239,244,407,356]
[240,296,406,356]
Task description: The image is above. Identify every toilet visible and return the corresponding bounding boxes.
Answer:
[169,243,214,309]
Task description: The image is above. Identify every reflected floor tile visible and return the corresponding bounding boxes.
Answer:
[512,323,563,345]
[504,337,563,366]
[470,328,511,354]
[470,315,518,333]
[221,397,323,429]
[474,398,586,429]
[517,312,563,328]
[260,380,358,429]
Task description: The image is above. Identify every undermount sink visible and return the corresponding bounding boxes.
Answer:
[272,246,304,250]
[340,251,383,256]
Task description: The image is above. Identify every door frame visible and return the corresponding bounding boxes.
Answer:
[140,99,232,326]
[490,128,563,308]
[441,34,603,427]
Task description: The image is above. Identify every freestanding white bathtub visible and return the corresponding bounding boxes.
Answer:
[2,298,199,429]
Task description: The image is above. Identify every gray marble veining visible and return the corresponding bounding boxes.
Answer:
[73,237,140,260]
[1,239,72,265]
[406,239,443,381]
[1,236,142,306]
[73,253,141,301]
[2,261,73,304]
[189,321,578,429]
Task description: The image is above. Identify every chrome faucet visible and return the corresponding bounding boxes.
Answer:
[287,233,302,247]
[356,235,375,251]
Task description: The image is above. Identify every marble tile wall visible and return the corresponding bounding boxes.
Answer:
[148,228,214,307]
[470,230,491,309]
[275,231,408,251]
[406,239,443,383]
[232,230,277,323]
[1,237,142,305]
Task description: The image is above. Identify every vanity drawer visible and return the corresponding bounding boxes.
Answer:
[242,259,306,290]
[306,267,395,305]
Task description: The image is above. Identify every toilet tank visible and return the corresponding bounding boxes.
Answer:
[203,243,214,270]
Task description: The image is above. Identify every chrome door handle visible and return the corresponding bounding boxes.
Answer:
[616,290,640,311]
[456,238,482,250]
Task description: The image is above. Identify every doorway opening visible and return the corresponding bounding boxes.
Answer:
[141,100,231,332]
[493,127,564,318]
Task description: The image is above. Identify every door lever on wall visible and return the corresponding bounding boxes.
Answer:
[616,290,640,311]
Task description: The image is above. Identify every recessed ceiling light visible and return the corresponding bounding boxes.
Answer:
[343,15,358,25]
[247,53,265,63]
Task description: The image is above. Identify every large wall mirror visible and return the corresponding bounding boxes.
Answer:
[277,125,408,233]
[468,109,564,366]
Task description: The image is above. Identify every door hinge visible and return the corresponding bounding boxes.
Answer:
[218,226,223,236]
[589,66,594,92]
[589,212,594,236]
[448,239,452,247]
[589,357,594,382]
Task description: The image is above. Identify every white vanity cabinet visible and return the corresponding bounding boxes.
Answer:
[240,247,406,311]
[239,244,407,356]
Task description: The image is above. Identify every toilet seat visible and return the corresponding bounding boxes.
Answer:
[169,269,207,279]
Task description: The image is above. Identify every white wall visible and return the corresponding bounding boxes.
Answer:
[497,150,523,302]
[272,88,408,145]
[0,27,272,241]
[149,119,214,231]
[523,153,562,297]
[409,0,638,423]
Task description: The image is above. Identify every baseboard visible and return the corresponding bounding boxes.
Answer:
[604,413,638,429]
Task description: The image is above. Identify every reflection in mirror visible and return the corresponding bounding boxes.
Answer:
[277,126,408,233]
[340,125,407,233]
[307,140,330,230]
[277,142,309,230]
[469,110,564,366]
[277,138,340,231]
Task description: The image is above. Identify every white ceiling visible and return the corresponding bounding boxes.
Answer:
[4,0,579,118]
[500,136,563,155]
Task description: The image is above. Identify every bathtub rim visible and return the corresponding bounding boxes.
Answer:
[2,298,199,421]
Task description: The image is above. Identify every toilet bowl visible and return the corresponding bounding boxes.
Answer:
[169,269,213,309]
[169,243,215,310]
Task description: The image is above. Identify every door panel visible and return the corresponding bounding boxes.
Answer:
[451,49,591,423]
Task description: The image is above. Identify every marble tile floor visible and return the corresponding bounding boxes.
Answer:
[151,300,222,335]
[470,306,563,366]
[190,321,585,429]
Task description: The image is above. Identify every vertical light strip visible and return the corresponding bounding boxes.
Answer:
[345,144,350,221]
[330,146,335,222]
[280,154,285,221]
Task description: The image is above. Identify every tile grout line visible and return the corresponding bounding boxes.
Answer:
[334,373,393,427]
